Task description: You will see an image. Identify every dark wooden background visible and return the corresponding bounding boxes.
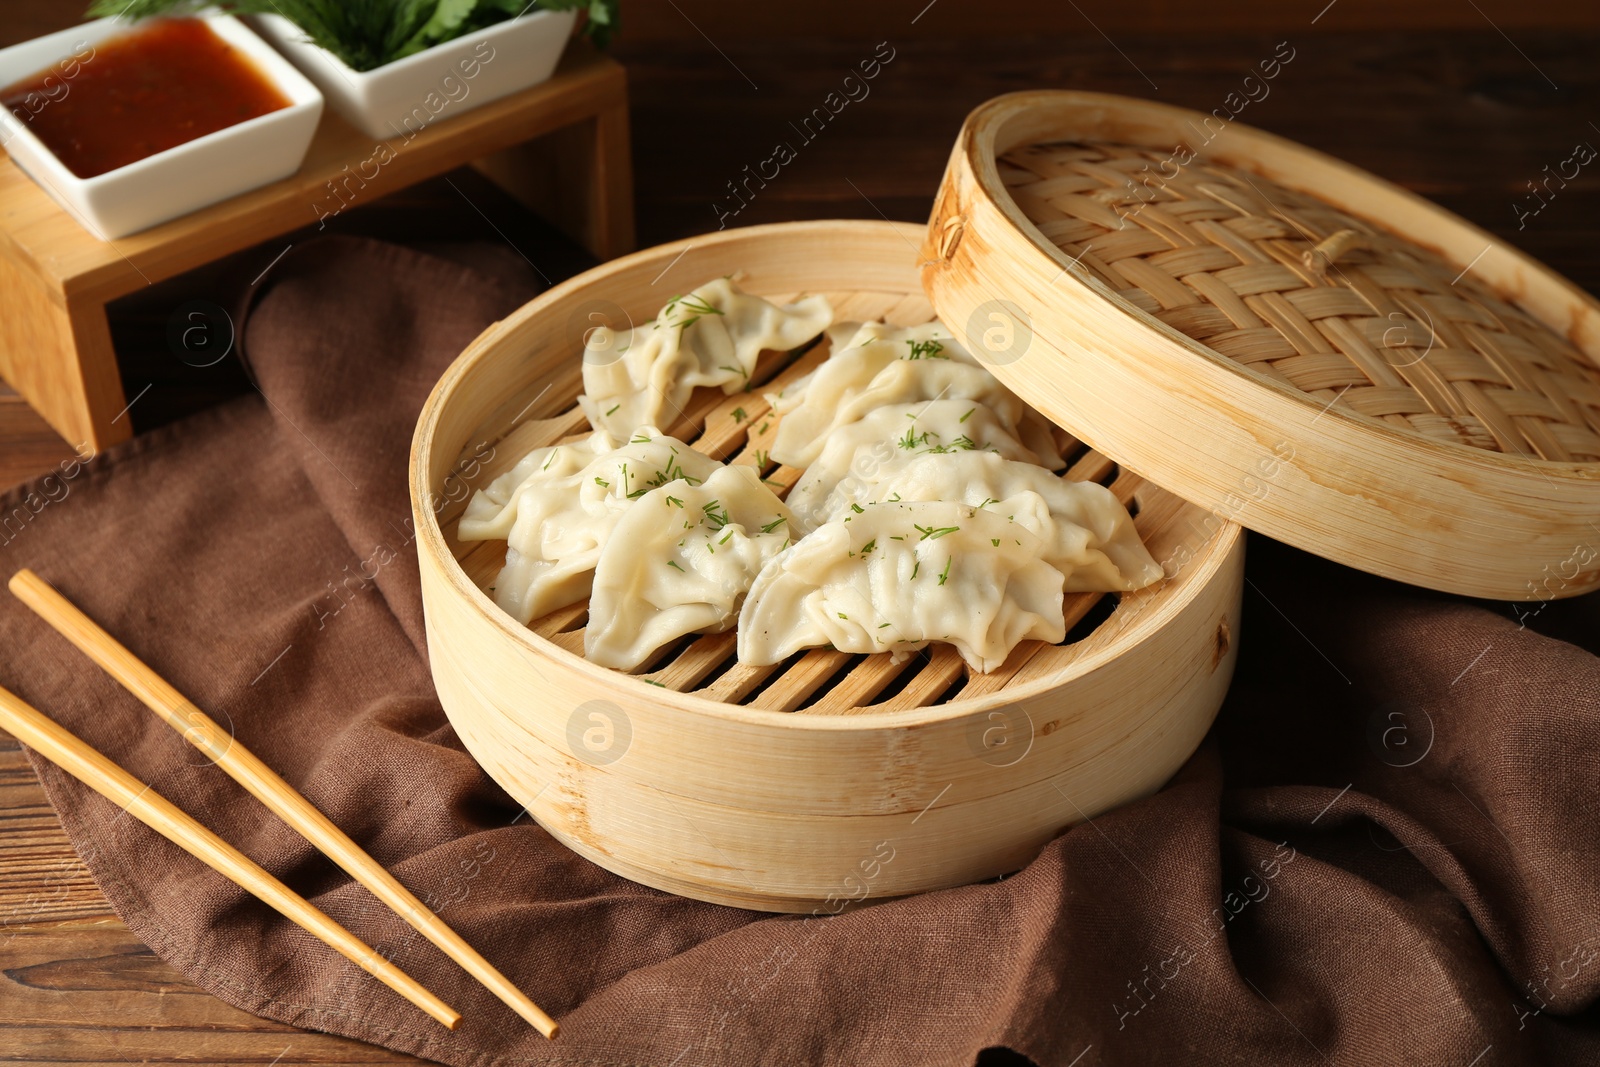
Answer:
[2,0,1599,1063]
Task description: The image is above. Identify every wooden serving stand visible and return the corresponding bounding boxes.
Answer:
[0,45,633,453]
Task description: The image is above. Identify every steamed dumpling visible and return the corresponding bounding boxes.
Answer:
[579,278,832,440]
[768,321,1065,470]
[819,450,1163,592]
[586,465,797,670]
[738,500,1067,673]
[458,429,721,624]
[784,400,1048,527]
[456,429,615,542]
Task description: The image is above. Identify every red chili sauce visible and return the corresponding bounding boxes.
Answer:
[0,18,290,179]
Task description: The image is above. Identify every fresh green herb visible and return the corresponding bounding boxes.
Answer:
[752,449,769,469]
[604,404,621,417]
[762,478,787,489]
[732,407,748,424]
[905,338,947,360]
[959,407,975,423]
[758,420,772,435]
[631,430,653,444]
[911,560,920,580]
[838,612,849,620]
[702,499,730,529]
[878,622,891,629]
[644,456,701,493]
[938,558,953,585]
[914,523,960,541]
[644,679,667,687]
[720,529,735,544]
[664,495,685,508]
[94,0,621,71]
[991,538,1001,547]
[663,292,726,333]
[888,492,902,502]
[850,503,865,514]
[593,476,610,488]
[977,497,997,509]
[542,451,556,471]
[667,560,686,572]
[760,516,787,534]
[889,534,905,541]
[860,539,877,555]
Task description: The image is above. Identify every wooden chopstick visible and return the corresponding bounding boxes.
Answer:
[9,569,559,1039]
[0,682,461,1030]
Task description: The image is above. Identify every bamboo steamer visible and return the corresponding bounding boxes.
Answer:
[922,91,1600,602]
[411,220,1243,912]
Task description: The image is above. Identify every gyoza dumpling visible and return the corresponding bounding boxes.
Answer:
[819,450,1164,592]
[768,321,1065,469]
[456,429,616,542]
[579,278,831,440]
[458,428,721,625]
[784,400,1048,527]
[738,500,1067,673]
[586,465,797,670]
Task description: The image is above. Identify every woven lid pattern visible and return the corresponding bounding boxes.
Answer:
[1000,141,1600,462]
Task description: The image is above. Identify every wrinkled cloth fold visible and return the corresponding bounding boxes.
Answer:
[2,234,1597,1067]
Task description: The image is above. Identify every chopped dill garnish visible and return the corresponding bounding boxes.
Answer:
[667,560,686,572]
[663,292,726,332]
[732,407,748,424]
[665,495,685,507]
[878,622,891,629]
[938,558,953,585]
[911,560,920,579]
[888,492,902,502]
[631,431,653,444]
[542,452,556,471]
[850,503,865,514]
[752,449,769,468]
[643,457,701,493]
[914,523,960,541]
[605,403,621,416]
[977,497,997,508]
[959,407,975,423]
[760,516,787,533]
[644,679,667,687]
[594,476,610,488]
[860,539,877,554]
[905,338,947,360]
[720,528,735,544]
[838,612,849,620]
[889,534,905,540]
[991,538,1001,547]
[702,499,731,529]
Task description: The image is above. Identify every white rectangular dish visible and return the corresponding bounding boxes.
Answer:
[0,15,323,241]
[248,9,577,142]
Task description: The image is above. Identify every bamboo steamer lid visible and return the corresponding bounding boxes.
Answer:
[921,91,1600,601]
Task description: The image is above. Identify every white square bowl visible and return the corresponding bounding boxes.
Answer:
[248,10,577,142]
[0,15,323,240]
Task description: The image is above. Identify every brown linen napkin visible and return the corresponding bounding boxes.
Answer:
[3,234,1599,1067]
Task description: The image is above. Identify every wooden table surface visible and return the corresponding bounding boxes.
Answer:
[2,2,1598,1062]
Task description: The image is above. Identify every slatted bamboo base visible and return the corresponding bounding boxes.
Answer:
[412,220,1245,911]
